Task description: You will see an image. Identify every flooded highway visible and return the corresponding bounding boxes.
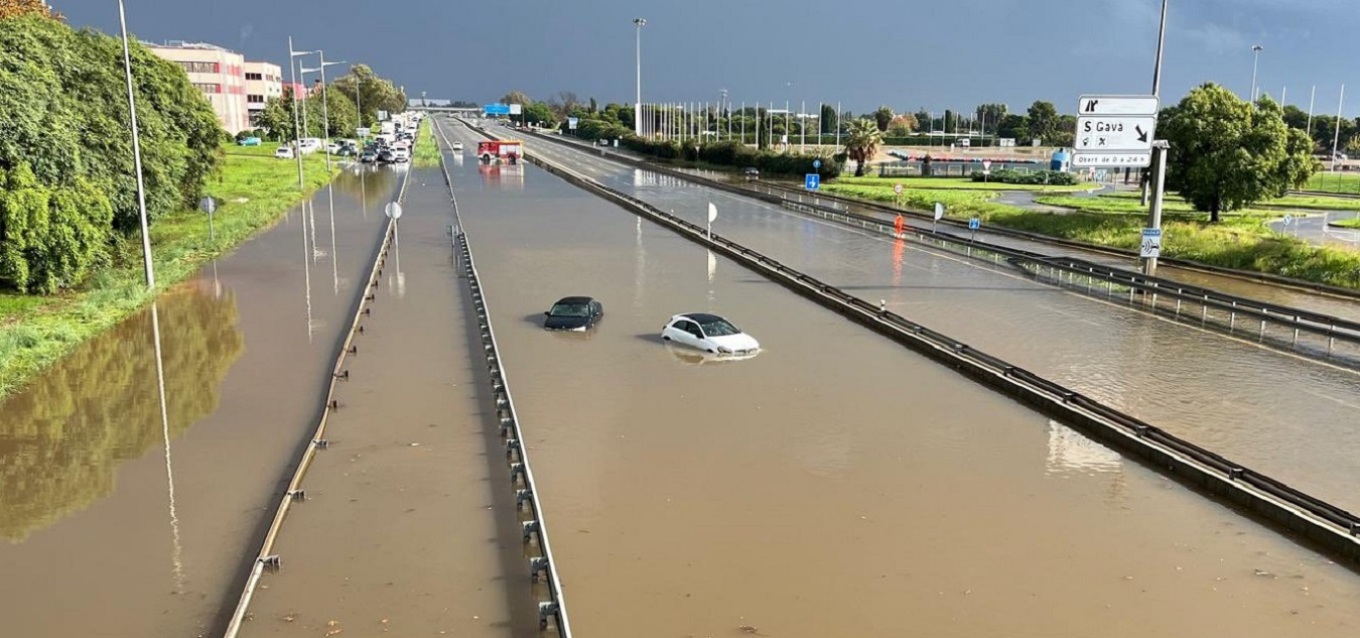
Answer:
[239,167,537,638]
[511,130,1360,515]
[441,121,1360,637]
[0,167,399,637]
[551,133,1360,325]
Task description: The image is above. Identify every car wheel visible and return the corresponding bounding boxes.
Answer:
[662,335,670,341]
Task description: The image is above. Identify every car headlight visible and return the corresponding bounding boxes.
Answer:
[716,346,732,354]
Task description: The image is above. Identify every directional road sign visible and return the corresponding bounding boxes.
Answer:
[1073,94,1160,168]
[968,217,981,231]
[1140,228,1162,258]
[805,173,820,191]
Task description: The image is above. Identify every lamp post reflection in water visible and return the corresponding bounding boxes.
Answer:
[706,250,716,307]
[327,184,339,295]
[392,220,406,298]
[149,301,186,593]
[634,216,645,311]
[892,237,905,287]
[300,201,315,342]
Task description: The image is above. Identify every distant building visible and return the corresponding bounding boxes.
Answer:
[146,41,250,134]
[244,61,283,127]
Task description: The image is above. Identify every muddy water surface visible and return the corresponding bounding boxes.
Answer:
[440,128,1360,638]
[517,136,1360,515]
[240,171,537,638]
[0,169,398,637]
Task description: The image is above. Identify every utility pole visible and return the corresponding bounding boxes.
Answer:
[117,0,155,289]
[633,18,646,136]
[1144,0,1169,276]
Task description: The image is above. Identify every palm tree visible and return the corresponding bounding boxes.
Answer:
[844,118,884,177]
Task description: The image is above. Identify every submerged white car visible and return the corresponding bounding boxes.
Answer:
[451,141,464,151]
[660,313,760,356]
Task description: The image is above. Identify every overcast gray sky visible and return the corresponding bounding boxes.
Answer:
[61,0,1360,117]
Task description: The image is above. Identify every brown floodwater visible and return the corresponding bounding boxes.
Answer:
[439,119,1360,637]
[238,170,537,638]
[516,134,1360,515]
[0,168,398,637]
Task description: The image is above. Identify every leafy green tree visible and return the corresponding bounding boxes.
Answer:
[887,114,918,137]
[872,106,894,132]
[0,164,112,293]
[500,90,531,106]
[0,0,59,19]
[522,101,556,126]
[255,91,295,141]
[1161,84,1319,222]
[0,13,223,287]
[1026,100,1058,144]
[331,64,406,126]
[996,113,1029,140]
[820,104,837,134]
[844,118,884,177]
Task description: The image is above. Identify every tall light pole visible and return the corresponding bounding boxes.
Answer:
[1249,44,1264,102]
[633,18,646,135]
[116,0,155,289]
[302,53,346,173]
[1144,0,1170,276]
[287,39,315,191]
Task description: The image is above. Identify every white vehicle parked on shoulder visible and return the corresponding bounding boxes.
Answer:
[660,313,760,357]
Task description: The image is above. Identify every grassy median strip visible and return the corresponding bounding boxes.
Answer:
[0,145,336,400]
[825,181,1360,290]
[413,117,440,168]
[832,175,1091,193]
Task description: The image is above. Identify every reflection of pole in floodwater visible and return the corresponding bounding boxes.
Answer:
[706,250,716,307]
[892,238,905,287]
[211,259,222,299]
[393,220,405,298]
[301,201,314,343]
[327,184,339,296]
[360,168,368,219]
[634,216,646,310]
[150,302,186,593]
[308,199,320,262]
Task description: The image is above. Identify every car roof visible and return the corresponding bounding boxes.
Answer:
[554,296,595,304]
[675,312,726,323]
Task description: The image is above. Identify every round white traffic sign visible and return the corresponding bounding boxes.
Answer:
[893,184,904,194]
[385,202,403,220]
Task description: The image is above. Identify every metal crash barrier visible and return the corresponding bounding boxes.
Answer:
[433,117,573,637]
[520,128,1360,366]
[461,117,1360,567]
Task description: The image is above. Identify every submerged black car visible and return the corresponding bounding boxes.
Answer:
[544,296,603,331]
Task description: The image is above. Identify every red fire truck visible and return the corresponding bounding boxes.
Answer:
[477,140,523,164]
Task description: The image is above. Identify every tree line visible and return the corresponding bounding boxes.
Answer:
[1,7,223,293]
[250,64,408,142]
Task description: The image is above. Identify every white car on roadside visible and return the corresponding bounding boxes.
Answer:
[451,141,464,152]
[274,146,294,159]
[660,313,760,356]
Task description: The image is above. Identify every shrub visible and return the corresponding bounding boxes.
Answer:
[971,169,1076,185]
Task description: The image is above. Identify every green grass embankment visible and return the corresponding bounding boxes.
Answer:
[832,175,1092,193]
[0,145,336,400]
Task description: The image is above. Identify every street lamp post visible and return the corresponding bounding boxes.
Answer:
[633,18,646,136]
[1249,44,1264,102]
[116,0,155,289]
[302,53,347,174]
[287,39,315,191]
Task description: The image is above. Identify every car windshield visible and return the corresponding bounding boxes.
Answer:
[549,303,591,318]
[698,318,740,336]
